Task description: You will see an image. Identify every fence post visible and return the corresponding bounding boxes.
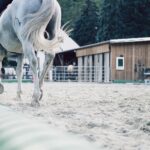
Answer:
[94,55,99,82]
[98,54,103,82]
[89,56,93,82]
[104,53,110,82]
[84,56,88,82]
[49,68,53,82]
[78,57,83,82]
[63,66,65,81]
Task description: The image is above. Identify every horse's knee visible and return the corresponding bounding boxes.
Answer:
[31,58,37,67]
[46,53,55,62]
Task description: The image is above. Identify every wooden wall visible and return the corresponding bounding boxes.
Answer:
[76,43,110,82]
[76,41,150,82]
[111,42,150,81]
[76,43,109,57]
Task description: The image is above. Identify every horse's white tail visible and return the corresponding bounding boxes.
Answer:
[21,0,61,52]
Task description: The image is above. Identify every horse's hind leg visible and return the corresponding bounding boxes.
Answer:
[39,53,54,89]
[16,54,24,100]
[0,61,4,94]
[22,41,41,107]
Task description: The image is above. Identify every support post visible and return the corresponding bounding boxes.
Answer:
[98,54,103,82]
[78,57,83,82]
[84,56,88,82]
[104,53,110,83]
[94,55,99,82]
[89,56,93,82]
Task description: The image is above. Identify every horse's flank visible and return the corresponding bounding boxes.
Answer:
[0,0,62,54]
[18,0,62,52]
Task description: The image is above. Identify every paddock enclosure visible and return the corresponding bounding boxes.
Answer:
[0,82,150,149]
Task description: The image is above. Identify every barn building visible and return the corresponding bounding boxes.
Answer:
[75,37,150,83]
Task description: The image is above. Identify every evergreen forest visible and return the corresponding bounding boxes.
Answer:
[58,0,150,46]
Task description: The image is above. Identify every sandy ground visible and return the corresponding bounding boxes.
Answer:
[0,82,150,150]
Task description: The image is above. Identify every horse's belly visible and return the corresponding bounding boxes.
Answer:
[0,29,22,53]
[2,41,22,53]
[0,33,22,53]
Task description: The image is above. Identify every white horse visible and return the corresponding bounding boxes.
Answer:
[0,0,63,106]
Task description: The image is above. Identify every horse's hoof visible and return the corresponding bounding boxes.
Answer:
[20,91,23,94]
[0,83,4,94]
[15,96,22,101]
[31,100,40,107]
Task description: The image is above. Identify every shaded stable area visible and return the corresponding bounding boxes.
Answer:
[52,50,78,81]
[53,50,77,66]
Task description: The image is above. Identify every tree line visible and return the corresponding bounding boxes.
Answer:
[58,0,150,46]
[0,0,149,46]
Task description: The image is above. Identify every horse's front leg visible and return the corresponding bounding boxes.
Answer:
[39,53,54,96]
[16,54,24,100]
[0,61,4,94]
[0,45,6,94]
[22,42,41,107]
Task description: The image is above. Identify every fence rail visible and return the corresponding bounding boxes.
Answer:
[1,66,110,83]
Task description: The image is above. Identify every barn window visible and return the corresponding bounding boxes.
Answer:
[116,57,124,70]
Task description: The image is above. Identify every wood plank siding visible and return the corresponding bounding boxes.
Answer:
[111,42,150,81]
[75,38,150,82]
[76,43,109,57]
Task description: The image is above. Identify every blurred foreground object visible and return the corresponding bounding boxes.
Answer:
[0,105,98,150]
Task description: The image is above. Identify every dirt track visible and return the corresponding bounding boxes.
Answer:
[0,82,150,149]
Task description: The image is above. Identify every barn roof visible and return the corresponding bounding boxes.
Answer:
[110,37,150,44]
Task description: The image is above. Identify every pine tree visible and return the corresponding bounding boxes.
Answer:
[97,0,150,41]
[58,0,85,26]
[120,0,150,38]
[72,0,100,46]
[97,0,122,42]
[58,0,100,27]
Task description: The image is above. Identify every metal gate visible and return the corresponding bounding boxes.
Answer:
[1,66,110,83]
[49,66,110,82]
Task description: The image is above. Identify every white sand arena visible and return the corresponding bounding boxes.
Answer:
[0,82,150,149]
